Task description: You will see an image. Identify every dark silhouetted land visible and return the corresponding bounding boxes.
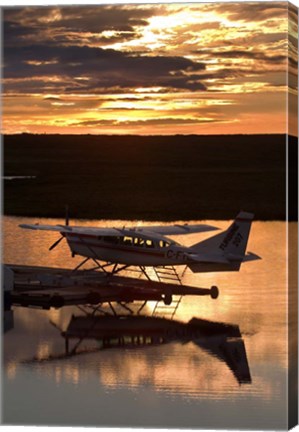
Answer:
[3,134,297,221]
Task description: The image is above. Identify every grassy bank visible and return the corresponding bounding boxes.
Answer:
[3,134,296,221]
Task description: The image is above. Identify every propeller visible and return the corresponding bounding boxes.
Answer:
[49,204,69,251]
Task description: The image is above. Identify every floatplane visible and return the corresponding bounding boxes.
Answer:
[15,211,261,316]
[20,210,260,278]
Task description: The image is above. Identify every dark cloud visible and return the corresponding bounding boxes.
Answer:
[192,49,287,78]
[3,44,206,93]
[75,117,217,127]
[97,107,152,111]
[3,20,39,45]
[122,117,218,125]
[4,79,68,95]
[43,95,61,100]
[53,5,157,33]
[182,67,260,83]
[213,2,287,22]
[105,96,153,102]
[199,49,286,64]
[73,119,116,127]
[3,5,161,47]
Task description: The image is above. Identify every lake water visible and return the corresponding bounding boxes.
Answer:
[2,216,293,429]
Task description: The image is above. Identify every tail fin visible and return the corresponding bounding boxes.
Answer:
[191,212,254,261]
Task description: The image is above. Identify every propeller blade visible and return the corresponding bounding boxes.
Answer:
[65,204,69,226]
[49,236,64,251]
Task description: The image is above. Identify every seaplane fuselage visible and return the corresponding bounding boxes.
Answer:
[66,231,189,267]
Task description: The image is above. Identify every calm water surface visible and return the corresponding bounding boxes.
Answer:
[2,216,291,429]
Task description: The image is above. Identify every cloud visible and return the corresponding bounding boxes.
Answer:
[213,2,287,22]
[191,48,288,79]
[3,44,206,93]
[2,3,295,136]
[209,50,285,63]
[75,116,219,128]
[43,95,61,100]
[3,5,161,47]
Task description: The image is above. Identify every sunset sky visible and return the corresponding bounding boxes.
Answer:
[2,2,298,135]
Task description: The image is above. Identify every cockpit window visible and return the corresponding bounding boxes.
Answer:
[122,236,133,245]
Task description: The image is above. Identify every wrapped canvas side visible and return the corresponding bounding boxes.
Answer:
[287,1,298,428]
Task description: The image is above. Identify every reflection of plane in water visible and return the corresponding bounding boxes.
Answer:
[193,333,251,385]
[29,314,251,385]
[20,211,260,281]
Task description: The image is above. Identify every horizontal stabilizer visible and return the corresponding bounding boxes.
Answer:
[242,252,262,262]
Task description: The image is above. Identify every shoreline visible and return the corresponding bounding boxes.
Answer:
[4,134,297,222]
[2,209,292,222]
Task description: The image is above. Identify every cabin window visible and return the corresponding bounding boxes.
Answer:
[159,240,170,248]
[145,239,154,248]
[133,237,145,247]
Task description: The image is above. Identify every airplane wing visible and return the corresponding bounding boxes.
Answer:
[135,224,219,236]
[19,223,218,238]
[19,224,171,242]
[19,224,70,232]
[19,224,124,236]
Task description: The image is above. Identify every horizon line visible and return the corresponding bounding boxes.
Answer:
[2,132,298,138]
